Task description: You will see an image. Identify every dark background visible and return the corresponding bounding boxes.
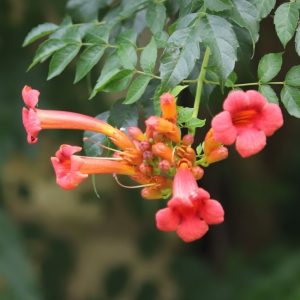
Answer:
[1,1,300,300]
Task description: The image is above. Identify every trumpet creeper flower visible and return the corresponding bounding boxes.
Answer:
[211,90,283,157]
[156,166,224,242]
[51,144,136,190]
[22,85,135,150]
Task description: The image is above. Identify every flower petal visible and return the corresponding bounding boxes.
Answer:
[223,90,249,113]
[22,85,40,108]
[246,90,267,111]
[211,111,237,145]
[177,216,208,242]
[258,103,283,136]
[236,129,266,157]
[22,108,41,144]
[156,208,180,231]
[200,199,224,225]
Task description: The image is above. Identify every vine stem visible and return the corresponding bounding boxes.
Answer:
[192,47,211,118]
[204,80,285,87]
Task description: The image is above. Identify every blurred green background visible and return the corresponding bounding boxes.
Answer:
[1,1,300,300]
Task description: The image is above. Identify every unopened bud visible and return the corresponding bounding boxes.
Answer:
[159,160,171,172]
[128,126,145,141]
[143,151,153,162]
[182,134,194,146]
[192,166,204,180]
[139,162,153,176]
[160,93,177,123]
[139,141,150,151]
[141,187,163,200]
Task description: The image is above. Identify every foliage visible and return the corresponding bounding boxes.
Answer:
[22,0,300,153]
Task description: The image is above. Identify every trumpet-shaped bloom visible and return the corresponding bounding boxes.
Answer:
[156,166,224,242]
[211,90,283,157]
[22,85,135,150]
[51,144,136,189]
[203,128,228,164]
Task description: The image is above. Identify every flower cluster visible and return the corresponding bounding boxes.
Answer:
[22,86,283,242]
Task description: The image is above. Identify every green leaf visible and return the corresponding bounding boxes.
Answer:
[160,25,202,88]
[117,30,137,70]
[47,43,81,80]
[225,71,237,87]
[204,0,232,12]
[281,85,300,118]
[109,101,139,129]
[285,65,300,87]
[74,45,105,83]
[199,15,238,81]
[124,75,152,104]
[140,38,157,73]
[83,111,110,157]
[255,0,276,19]
[103,72,133,93]
[274,2,299,48]
[186,117,206,129]
[295,26,300,56]
[196,143,203,156]
[23,23,58,47]
[229,0,259,45]
[146,2,166,34]
[175,13,198,30]
[177,106,194,123]
[28,39,66,70]
[171,85,188,97]
[84,24,110,44]
[259,85,279,104]
[90,69,134,98]
[258,52,282,83]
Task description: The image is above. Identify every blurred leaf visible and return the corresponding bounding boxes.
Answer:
[186,117,206,130]
[117,30,137,70]
[225,71,237,87]
[140,38,157,73]
[285,66,300,87]
[199,15,238,81]
[281,85,300,118]
[109,101,138,129]
[124,75,152,104]
[83,111,110,157]
[295,26,300,56]
[74,45,105,83]
[0,210,42,300]
[274,2,299,48]
[160,25,202,88]
[91,69,134,98]
[146,2,166,34]
[23,23,58,47]
[177,106,194,123]
[171,85,188,97]
[174,13,198,30]
[259,85,279,104]
[103,72,133,92]
[47,44,81,80]
[255,0,276,19]
[258,52,282,83]
[67,0,108,21]
[28,39,66,70]
[228,0,259,45]
[84,24,110,44]
[204,0,232,12]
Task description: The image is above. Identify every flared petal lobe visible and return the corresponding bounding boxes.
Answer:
[212,90,283,157]
[22,85,40,108]
[155,167,224,242]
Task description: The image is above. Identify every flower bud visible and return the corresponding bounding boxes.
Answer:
[182,134,194,146]
[159,160,171,172]
[191,166,204,180]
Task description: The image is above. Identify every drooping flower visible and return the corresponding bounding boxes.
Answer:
[155,164,224,242]
[211,90,283,157]
[203,128,228,164]
[22,85,135,150]
[51,144,137,189]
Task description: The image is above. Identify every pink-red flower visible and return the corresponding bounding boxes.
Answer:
[211,90,283,157]
[155,165,224,242]
[51,144,137,190]
[22,85,135,150]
